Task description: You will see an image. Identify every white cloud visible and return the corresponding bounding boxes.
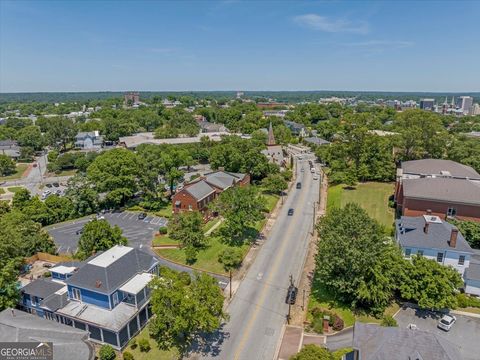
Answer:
[293,14,369,34]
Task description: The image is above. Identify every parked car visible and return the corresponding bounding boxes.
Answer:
[288,208,294,216]
[296,182,302,189]
[310,168,315,173]
[313,174,319,180]
[138,212,147,220]
[45,183,52,188]
[52,182,59,187]
[438,315,456,331]
[75,228,83,235]
[96,214,105,220]
[300,168,305,172]
[285,285,298,305]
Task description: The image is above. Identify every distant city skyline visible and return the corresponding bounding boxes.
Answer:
[1,0,479,93]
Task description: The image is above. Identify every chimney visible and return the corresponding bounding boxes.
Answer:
[423,222,429,234]
[449,228,458,248]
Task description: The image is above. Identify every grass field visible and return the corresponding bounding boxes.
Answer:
[0,188,4,195]
[48,169,77,177]
[7,186,24,193]
[0,163,29,181]
[327,182,395,232]
[123,327,179,360]
[152,234,179,246]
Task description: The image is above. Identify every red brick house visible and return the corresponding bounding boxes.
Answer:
[394,159,480,222]
[172,171,250,217]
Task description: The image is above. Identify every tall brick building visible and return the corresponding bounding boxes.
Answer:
[394,159,480,222]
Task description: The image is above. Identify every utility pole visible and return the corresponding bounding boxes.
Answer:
[229,270,232,299]
[312,203,316,235]
[302,289,306,311]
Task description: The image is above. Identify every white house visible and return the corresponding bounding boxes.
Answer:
[465,261,480,296]
[75,131,103,150]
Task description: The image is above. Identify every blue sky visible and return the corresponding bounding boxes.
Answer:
[1,0,479,92]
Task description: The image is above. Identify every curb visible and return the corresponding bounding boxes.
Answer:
[154,250,227,278]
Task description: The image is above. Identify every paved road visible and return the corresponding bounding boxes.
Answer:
[198,155,319,360]
[325,328,353,351]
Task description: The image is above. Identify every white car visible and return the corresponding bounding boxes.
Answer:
[310,168,315,174]
[313,175,319,180]
[438,314,456,331]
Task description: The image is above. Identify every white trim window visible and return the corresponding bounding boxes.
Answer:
[113,292,119,306]
[458,255,465,266]
[405,248,411,258]
[72,288,81,301]
[437,252,444,263]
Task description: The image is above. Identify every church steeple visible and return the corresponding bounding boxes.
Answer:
[267,122,276,146]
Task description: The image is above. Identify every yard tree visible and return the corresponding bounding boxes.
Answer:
[218,247,243,298]
[16,125,44,151]
[449,219,480,249]
[0,154,16,176]
[315,203,402,314]
[211,185,264,243]
[148,269,227,353]
[399,256,463,310]
[98,345,116,360]
[168,211,206,249]
[0,201,10,215]
[261,173,288,196]
[77,219,127,259]
[44,195,74,224]
[65,175,99,216]
[290,344,334,360]
[42,116,76,150]
[0,259,21,310]
[11,188,32,210]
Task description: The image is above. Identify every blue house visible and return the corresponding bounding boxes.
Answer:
[20,246,159,350]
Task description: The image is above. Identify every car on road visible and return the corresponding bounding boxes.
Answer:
[75,228,83,235]
[310,168,315,173]
[288,208,294,216]
[313,174,319,180]
[96,214,105,220]
[138,212,147,220]
[52,182,59,187]
[300,168,304,172]
[438,314,456,331]
[296,182,302,189]
[46,183,52,188]
[285,285,298,305]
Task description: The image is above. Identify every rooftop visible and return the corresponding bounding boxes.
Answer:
[21,278,66,299]
[204,170,246,190]
[118,131,231,148]
[353,322,462,360]
[88,245,133,268]
[465,262,480,281]
[396,216,472,253]
[119,273,154,294]
[401,159,480,179]
[402,178,480,205]
[50,265,77,275]
[0,308,94,360]
[303,137,330,145]
[184,180,216,201]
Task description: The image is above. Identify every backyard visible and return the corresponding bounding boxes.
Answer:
[0,163,29,181]
[327,182,395,232]
[123,327,179,360]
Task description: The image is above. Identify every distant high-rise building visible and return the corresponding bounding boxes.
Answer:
[470,103,480,116]
[124,92,140,106]
[419,98,435,111]
[456,96,474,114]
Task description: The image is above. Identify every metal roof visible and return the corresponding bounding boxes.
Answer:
[119,273,153,294]
[184,180,216,200]
[395,216,473,253]
[465,262,480,281]
[21,278,65,299]
[401,159,480,178]
[402,178,480,205]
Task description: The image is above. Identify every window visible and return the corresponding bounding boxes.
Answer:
[188,205,192,210]
[447,207,457,217]
[72,288,81,301]
[31,296,38,306]
[405,248,411,258]
[458,255,465,266]
[113,292,119,306]
[437,252,444,263]
[417,250,424,257]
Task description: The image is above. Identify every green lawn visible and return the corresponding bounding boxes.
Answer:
[7,186,24,193]
[0,188,4,195]
[308,272,400,328]
[203,217,222,233]
[155,206,173,219]
[152,234,179,246]
[51,169,77,176]
[0,163,29,180]
[327,182,395,232]
[124,327,179,360]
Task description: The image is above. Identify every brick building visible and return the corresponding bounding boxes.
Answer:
[394,159,480,222]
[172,171,250,217]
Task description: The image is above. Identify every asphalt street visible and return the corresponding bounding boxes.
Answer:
[198,154,319,360]
[47,212,168,254]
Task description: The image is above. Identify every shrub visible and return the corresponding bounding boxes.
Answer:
[158,226,168,235]
[122,351,134,360]
[128,338,137,349]
[99,345,116,360]
[332,316,344,331]
[457,293,480,308]
[138,338,150,352]
[381,315,398,327]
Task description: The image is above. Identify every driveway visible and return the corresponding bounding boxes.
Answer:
[394,306,480,360]
[47,211,168,254]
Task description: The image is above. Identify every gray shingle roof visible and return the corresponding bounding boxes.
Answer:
[402,178,480,205]
[40,292,69,312]
[205,171,244,190]
[21,278,65,299]
[304,137,330,145]
[402,159,480,178]
[65,246,158,294]
[465,262,480,281]
[185,180,216,200]
[353,322,462,360]
[0,308,94,360]
[396,216,473,253]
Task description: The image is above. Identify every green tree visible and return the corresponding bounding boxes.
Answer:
[42,117,76,150]
[99,344,116,360]
[381,315,398,327]
[399,256,463,310]
[16,125,44,151]
[218,248,243,298]
[148,269,227,353]
[77,219,127,259]
[0,259,22,310]
[0,154,16,176]
[168,211,206,249]
[449,219,480,249]
[65,175,99,216]
[290,344,334,360]
[261,173,288,196]
[211,186,264,243]
[45,195,74,224]
[11,188,32,210]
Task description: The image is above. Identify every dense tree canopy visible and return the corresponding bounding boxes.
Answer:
[77,219,127,259]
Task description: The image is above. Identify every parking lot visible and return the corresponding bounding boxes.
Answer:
[394,306,480,360]
[47,211,168,254]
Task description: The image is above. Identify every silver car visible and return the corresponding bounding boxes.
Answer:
[438,314,456,331]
